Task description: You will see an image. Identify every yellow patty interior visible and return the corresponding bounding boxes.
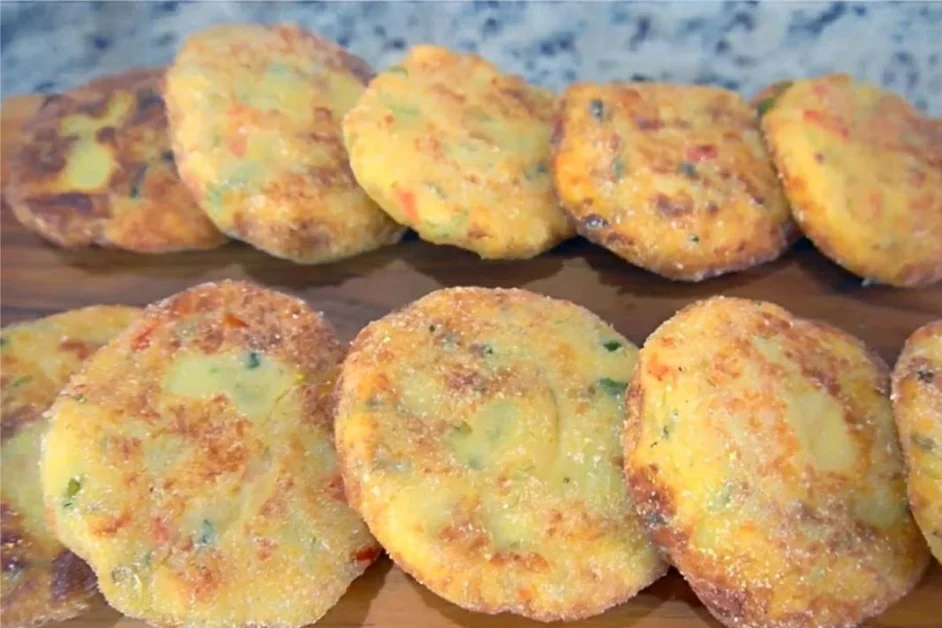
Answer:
[343,45,573,259]
[164,24,400,262]
[337,288,664,620]
[626,297,927,626]
[761,74,942,286]
[40,286,376,628]
[893,321,942,563]
[1,306,138,619]
[553,83,792,281]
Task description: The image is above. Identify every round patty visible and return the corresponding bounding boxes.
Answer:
[892,320,942,564]
[624,297,929,628]
[6,69,225,253]
[2,305,139,628]
[343,46,574,259]
[761,74,942,287]
[164,24,403,263]
[335,287,666,621]
[552,82,795,281]
[40,281,379,628]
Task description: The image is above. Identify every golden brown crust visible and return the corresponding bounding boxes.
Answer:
[343,46,574,259]
[624,297,929,628]
[336,287,665,621]
[40,281,379,628]
[552,83,795,281]
[1,305,140,628]
[5,68,225,253]
[761,74,942,287]
[165,24,403,264]
[891,320,942,563]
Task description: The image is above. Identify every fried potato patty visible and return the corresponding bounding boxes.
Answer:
[761,74,942,286]
[6,69,225,252]
[343,46,574,259]
[552,83,794,281]
[40,281,379,628]
[625,297,929,628]
[335,287,666,620]
[892,320,942,563]
[2,305,139,627]
[164,24,403,263]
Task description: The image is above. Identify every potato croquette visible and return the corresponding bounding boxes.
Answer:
[892,320,942,563]
[335,287,666,621]
[625,297,929,628]
[761,74,942,286]
[6,69,225,252]
[40,281,380,628]
[343,46,574,259]
[552,83,795,281]
[164,24,403,263]
[2,305,139,627]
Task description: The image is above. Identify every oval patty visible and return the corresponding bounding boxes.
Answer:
[625,297,928,628]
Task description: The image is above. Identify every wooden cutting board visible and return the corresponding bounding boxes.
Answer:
[2,94,940,628]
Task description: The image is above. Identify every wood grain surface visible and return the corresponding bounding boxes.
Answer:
[2,93,940,628]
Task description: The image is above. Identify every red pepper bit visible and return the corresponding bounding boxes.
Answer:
[130,325,155,351]
[685,144,717,161]
[395,188,418,222]
[326,474,346,501]
[353,546,381,564]
[223,313,248,329]
[803,109,849,138]
[229,134,247,157]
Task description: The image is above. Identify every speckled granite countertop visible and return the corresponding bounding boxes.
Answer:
[1,1,940,115]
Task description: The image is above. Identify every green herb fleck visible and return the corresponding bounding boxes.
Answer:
[917,368,935,384]
[597,377,628,396]
[611,157,625,180]
[689,234,700,243]
[474,343,494,357]
[680,161,697,178]
[9,375,33,389]
[524,161,549,180]
[75,394,86,404]
[206,186,223,211]
[562,476,572,484]
[246,351,261,369]
[196,520,215,547]
[387,103,420,118]
[912,433,937,453]
[0,336,8,348]
[589,99,605,121]
[63,477,82,508]
[452,423,472,437]
[429,323,439,333]
[466,457,484,470]
[756,80,793,118]
[387,65,408,77]
[128,165,147,199]
[111,567,131,584]
[708,482,734,511]
[602,340,622,352]
[426,182,447,198]
[756,98,775,118]
[661,411,678,441]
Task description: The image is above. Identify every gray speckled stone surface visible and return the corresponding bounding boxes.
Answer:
[1,1,940,114]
